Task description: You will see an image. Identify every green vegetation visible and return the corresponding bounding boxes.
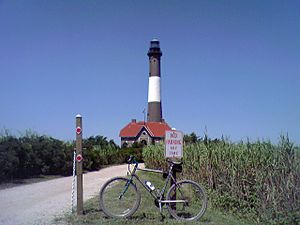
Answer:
[0,130,70,180]
[143,134,300,224]
[60,171,253,225]
[0,130,142,182]
[2,128,299,224]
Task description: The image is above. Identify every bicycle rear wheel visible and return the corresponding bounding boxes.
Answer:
[99,177,141,218]
[166,180,207,221]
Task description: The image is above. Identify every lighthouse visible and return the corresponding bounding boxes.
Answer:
[119,39,171,147]
[147,39,163,122]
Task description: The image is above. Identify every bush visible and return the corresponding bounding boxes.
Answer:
[0,132,126,181]
[0,132,70,181]
[0,136,20,180]
[118,146,144,163]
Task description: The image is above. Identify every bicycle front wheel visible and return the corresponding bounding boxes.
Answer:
[166,180,207,221]
[99,177,141,218]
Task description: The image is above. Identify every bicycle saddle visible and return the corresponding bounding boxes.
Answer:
[167,159,183,165]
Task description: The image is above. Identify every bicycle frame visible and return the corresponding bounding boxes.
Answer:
[100,157,208,221]
[125,161,187,212]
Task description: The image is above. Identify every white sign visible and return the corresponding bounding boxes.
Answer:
[165,130,183,158]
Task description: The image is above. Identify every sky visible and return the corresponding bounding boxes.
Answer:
[0,0,299,145]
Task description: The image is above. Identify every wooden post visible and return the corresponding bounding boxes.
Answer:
[76,114,83,215]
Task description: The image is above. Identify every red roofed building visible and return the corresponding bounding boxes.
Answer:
[119,119,171,147]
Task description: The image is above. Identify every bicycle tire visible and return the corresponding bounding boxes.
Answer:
[166,180,207,221]
[99,176,141,218]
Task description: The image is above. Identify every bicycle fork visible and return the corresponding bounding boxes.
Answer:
[119,179,132,199]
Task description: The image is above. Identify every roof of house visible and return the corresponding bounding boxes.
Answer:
[119,121,171,138]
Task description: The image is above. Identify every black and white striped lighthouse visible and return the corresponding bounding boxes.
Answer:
[147,39,163,122]
[119,39,171,146]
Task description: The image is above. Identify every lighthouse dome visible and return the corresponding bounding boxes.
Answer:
[150,39,160,48]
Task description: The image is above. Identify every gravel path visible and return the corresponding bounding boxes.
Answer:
[0,164,142,225]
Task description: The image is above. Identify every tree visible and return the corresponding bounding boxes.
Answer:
[184,132,199,144]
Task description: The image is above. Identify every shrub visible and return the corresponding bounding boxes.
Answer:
[0,132,124,180]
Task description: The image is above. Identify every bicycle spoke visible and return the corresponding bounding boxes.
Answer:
[167,180,207,221]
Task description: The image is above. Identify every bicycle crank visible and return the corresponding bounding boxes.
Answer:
[155,196,165,208]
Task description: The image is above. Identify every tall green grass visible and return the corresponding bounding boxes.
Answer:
[143,136,300,224]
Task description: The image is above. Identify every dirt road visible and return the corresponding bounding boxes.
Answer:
[0,164,140,225]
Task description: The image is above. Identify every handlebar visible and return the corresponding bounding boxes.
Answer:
[127,156,182,175]
[127,155,135,164]
[127,155,138,175]
[127,155,138,165]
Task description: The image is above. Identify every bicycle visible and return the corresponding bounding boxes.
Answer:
[99,156,208,221]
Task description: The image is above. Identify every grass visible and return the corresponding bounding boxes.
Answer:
[58,171,255,225]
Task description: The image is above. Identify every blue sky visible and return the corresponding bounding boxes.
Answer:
[0,0,299,145]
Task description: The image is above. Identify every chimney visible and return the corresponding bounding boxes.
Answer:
[147,39,163,122]
[131,119,136,123]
